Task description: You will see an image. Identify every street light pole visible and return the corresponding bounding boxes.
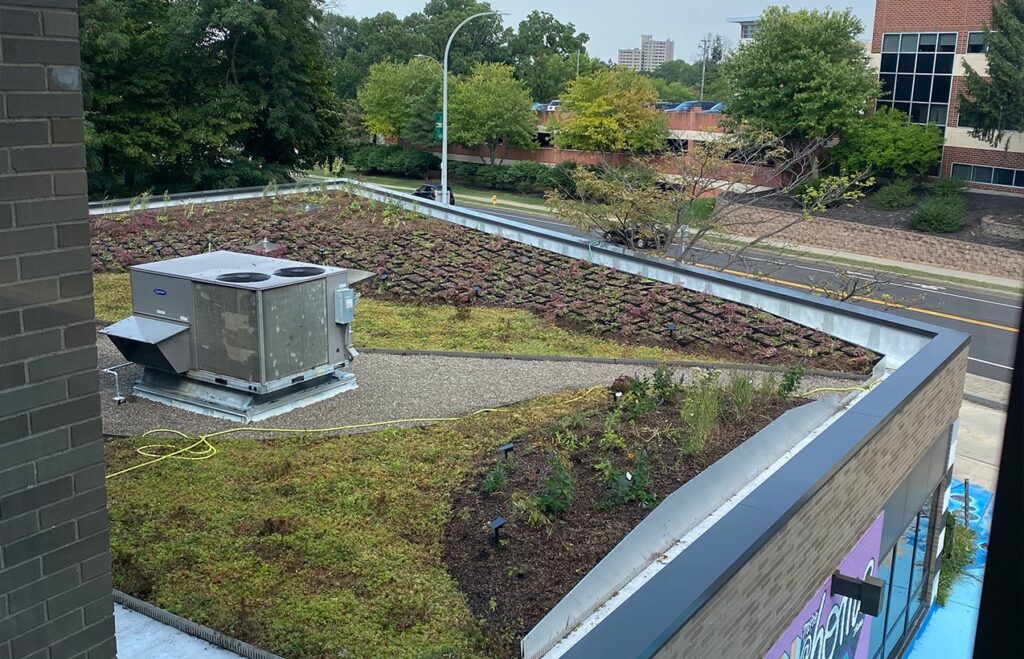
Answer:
[441,10,504,205]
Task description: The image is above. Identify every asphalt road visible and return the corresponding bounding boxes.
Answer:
[459,200,1022,383]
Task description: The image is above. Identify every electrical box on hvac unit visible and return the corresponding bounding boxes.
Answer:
[335,287,356,325]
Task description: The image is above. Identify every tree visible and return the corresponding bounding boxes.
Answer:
[504,10,594,101]
[650,78,697,103]
[721,8,880,157]
[549,68,667,153]
[547,125,871,264]
[959,0,1024,149]
[832,107,943,179]
[449,63,538,164]
[357,58,439,142]
[81,0,343,197]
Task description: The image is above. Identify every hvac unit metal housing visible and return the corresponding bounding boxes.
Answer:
[101,251,369,422]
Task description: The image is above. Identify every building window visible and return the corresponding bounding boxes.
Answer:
[867,494,937,659]
[967,32,988,53]
[741,23,757,40]
[877,33,955,125]
[952,162,1024,189]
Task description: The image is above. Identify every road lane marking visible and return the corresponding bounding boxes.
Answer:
[970,358,1011,368]
[720,268,1020,334]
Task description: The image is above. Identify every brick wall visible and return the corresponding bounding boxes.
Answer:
[1,2,117,658]
[655,347,968,657]
[872,0,992,52]
[941,145,1024,191]
[725,207,1024,279]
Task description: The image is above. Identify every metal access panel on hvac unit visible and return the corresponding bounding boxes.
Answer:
[101,251,371,422]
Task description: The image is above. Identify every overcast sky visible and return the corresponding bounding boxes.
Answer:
[333,1,877,62]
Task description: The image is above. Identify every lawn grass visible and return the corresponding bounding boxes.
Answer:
[105,390,598,657]
[93,273,693,361]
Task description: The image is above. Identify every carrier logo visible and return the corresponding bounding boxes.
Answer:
[153,288,168,296]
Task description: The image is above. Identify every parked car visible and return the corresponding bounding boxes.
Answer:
[655,101,678,111]
[602,226,667,250]
[546,99,561,111]
[531,102,548,111]
[704,102,726,114]
[667,100,719,113]
[412,184,455,204]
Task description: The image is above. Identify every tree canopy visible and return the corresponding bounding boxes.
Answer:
[449,63,538,164]
[357,59,440,143]
[721,8,880,142]
[831,107,943,179]
[81,0,343,197]
[550,68,667,153]
[959,0,1024,149]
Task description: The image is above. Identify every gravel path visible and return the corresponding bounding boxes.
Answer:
[97,336,860,439]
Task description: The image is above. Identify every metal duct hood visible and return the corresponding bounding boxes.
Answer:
[102,316,190,374]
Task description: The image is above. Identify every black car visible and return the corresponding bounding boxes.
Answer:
[412,184,455,204]
[602,227,667,250]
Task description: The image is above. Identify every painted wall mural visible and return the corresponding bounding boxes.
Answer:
[765,512,886,659]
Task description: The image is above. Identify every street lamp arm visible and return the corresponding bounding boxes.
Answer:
[441,10,505,205]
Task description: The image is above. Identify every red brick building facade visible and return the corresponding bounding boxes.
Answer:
[871,0,1024,194]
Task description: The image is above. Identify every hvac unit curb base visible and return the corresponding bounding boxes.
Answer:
[133,368,358,423]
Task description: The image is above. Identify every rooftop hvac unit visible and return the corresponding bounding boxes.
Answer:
[101,251,371,422]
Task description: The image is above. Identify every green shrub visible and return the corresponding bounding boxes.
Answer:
[931,177,966,198]
[349,145,439,178]
[620,376,658,421]
[869,179,916,210]
[777,363,806,400]
[597,452,656,508]
[912,196,966,233]
[679,372,720,454]
[758,372,779,398]
[481,462,508,494]
[936,511,977,606]
[534,454,574,516]
[728,373,753,420]
[652,365,681,400]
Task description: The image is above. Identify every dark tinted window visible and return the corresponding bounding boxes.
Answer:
[900,33,918,52]
[938,32,957,52]
[880,73,896,96]
[895,75,914,101]
[1016,170,1024,188]
[916,53,934,72]
[881,53,898,72]
[913,76,931,102]
[993,168,1015,186]
[973,166,994,183]
[931,76,951,102]
[935,54,954,73]
[918,33,937,52]
[967,32,987,53]
[898,53,916,72]
[952,164,972,180]
[882,34,900,52]
[910,103,929,123]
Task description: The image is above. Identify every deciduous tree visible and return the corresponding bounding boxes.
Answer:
[550,68,667,153]
[449,64,537,164]
[832,107,943,179]
[357,58,439,142]
[721,7,880,164]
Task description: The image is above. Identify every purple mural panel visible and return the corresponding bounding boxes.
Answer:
[764,512,885,659]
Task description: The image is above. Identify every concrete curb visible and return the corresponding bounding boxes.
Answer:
[113,590,282,659]
[358,347,871,381]
[962,393,1009,412]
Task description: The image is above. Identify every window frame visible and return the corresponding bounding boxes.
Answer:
[951,161,1024,189]
[877,33,956,126]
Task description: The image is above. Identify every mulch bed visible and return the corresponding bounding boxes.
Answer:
[755,190,1024,251]
[441,376,804,657]
[90,193,879,373]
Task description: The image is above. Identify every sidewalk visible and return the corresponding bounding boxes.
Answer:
[904,478,993,659]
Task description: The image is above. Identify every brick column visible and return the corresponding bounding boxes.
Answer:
[1,2,117,658]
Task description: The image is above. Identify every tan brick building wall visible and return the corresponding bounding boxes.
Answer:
[655,347,968,658]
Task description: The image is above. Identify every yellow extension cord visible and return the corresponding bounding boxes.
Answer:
[105,377,882,481]
[105,387,606,480]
